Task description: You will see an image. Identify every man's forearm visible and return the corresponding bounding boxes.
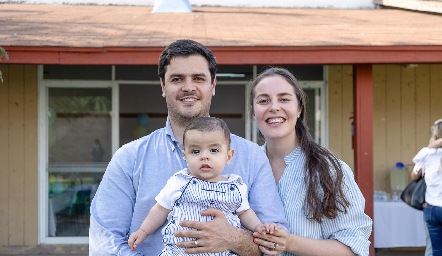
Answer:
[229,227,261,256]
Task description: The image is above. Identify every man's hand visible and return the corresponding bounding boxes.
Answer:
[175,208,233,254]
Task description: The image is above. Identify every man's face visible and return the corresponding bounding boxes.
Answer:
[161,55,216,127]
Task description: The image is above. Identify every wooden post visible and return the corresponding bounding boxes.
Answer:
[353,64,375,256]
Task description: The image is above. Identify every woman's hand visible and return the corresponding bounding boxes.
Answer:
[253,225,289,255]
[428,138,442,148]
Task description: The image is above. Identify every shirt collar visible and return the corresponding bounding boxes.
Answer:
[165,117,181,152]
[175,168,244,184]
[261,143,302,165]
[284,146,302,165]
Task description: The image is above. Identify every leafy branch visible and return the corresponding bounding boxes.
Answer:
[0,46,9,83]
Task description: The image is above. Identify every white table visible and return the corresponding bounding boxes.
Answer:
[374,201,426,248]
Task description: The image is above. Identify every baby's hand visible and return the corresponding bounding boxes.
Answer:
[255,222,278,235]
[128,229,148,250]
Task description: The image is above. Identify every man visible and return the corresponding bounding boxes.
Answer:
[89,39,288,255]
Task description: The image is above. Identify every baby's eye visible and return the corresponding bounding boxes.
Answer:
[192,149,200,154]
[210,148,219,153]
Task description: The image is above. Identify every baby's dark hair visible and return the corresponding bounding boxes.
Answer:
[183,117,231,148]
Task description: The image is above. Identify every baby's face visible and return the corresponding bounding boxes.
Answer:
[183,129,233,182]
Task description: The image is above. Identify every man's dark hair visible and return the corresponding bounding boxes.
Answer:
[158,39,217,83]
[183,117,231,148]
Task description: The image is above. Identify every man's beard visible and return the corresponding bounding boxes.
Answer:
[166,100,211,128]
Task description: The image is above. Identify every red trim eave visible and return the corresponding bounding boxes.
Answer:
[2,45,442,65]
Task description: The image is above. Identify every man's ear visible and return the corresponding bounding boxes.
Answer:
[211,77,217,96]
[160,78,166,98]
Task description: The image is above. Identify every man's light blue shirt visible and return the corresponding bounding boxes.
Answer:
[89,118,288,255]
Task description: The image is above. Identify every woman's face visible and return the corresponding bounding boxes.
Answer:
[253,75,301,142]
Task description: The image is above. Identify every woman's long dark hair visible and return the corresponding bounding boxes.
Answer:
[250,67,350,222]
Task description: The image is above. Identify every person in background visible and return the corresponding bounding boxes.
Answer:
[411,119,442,256]
[128,117,277,255]
[249,67,372,256]
[89,39,288,255]
[91,139,105,162]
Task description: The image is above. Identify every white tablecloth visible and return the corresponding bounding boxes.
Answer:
[374,201,426,248]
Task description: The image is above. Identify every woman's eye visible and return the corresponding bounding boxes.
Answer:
[210,148,219,153]
[192,149,200,154]
[280,98,290,102]
[257,99,268,104]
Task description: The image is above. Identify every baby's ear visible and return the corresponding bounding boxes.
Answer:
[226,149,235,164]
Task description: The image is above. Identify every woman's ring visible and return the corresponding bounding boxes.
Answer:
[273,243,278,249]
[194,240,198,247]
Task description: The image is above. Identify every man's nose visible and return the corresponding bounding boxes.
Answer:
[182,79,196,91]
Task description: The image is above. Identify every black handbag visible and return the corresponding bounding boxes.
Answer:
[400,175,426,210]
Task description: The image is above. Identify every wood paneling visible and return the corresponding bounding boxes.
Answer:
[385,65,402,172]
[415,65,431,151]
[400,66,416,164]
[328,65,354,169]
[372,65,388,192]
[0,65,10,245]
[330,64,442,193]
[0,65,38,246]
[24,65,38,245]
[328,65,344,157]
[342,66,354,167]
[9,65,25,245]
[430,65,442,123]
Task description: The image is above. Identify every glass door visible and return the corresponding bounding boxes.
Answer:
[39,79,117,244]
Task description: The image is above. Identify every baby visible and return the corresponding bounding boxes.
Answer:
[128,117,276,255]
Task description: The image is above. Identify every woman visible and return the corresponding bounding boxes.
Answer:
[249,67,372,256]
[411,119,442,256]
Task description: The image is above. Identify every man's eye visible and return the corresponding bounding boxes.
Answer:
[210,148,219,153]
[192,149,200,154]
[171,77,183,82]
